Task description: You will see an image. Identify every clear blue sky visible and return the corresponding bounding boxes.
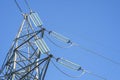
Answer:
[0,0,120,80]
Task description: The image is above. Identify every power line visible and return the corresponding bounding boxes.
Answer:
[84,70,107,80]
[14,0,23,13]
[24,0,32,11]
[14,0,32,14]
[75,44,120,65]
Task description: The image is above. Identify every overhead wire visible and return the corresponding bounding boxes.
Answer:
[14,0,32,14]
[84,70,107,80]
[14,0,23,13]
[24,0,32,11]
[74,43,120,65]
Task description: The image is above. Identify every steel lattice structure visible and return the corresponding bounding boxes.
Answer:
[0,13,52,80]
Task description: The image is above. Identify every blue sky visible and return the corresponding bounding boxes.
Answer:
[0,0,120,80]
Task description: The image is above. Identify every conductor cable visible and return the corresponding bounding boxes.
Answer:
[14,0,23,13]
[74,43,120,65]
[84,70,107,80]
[24,0,32,11]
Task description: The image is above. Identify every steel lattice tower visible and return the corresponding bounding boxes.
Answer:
[0,13,52,80]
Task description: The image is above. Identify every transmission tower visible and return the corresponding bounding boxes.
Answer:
[0,0,106,80]
[0,11,54,80]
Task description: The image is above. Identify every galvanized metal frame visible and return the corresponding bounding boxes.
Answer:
[0,13,50,80]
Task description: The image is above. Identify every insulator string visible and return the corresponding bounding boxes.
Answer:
[45,35,73,48]
[52,60,107,80]
[51,60,85,78]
